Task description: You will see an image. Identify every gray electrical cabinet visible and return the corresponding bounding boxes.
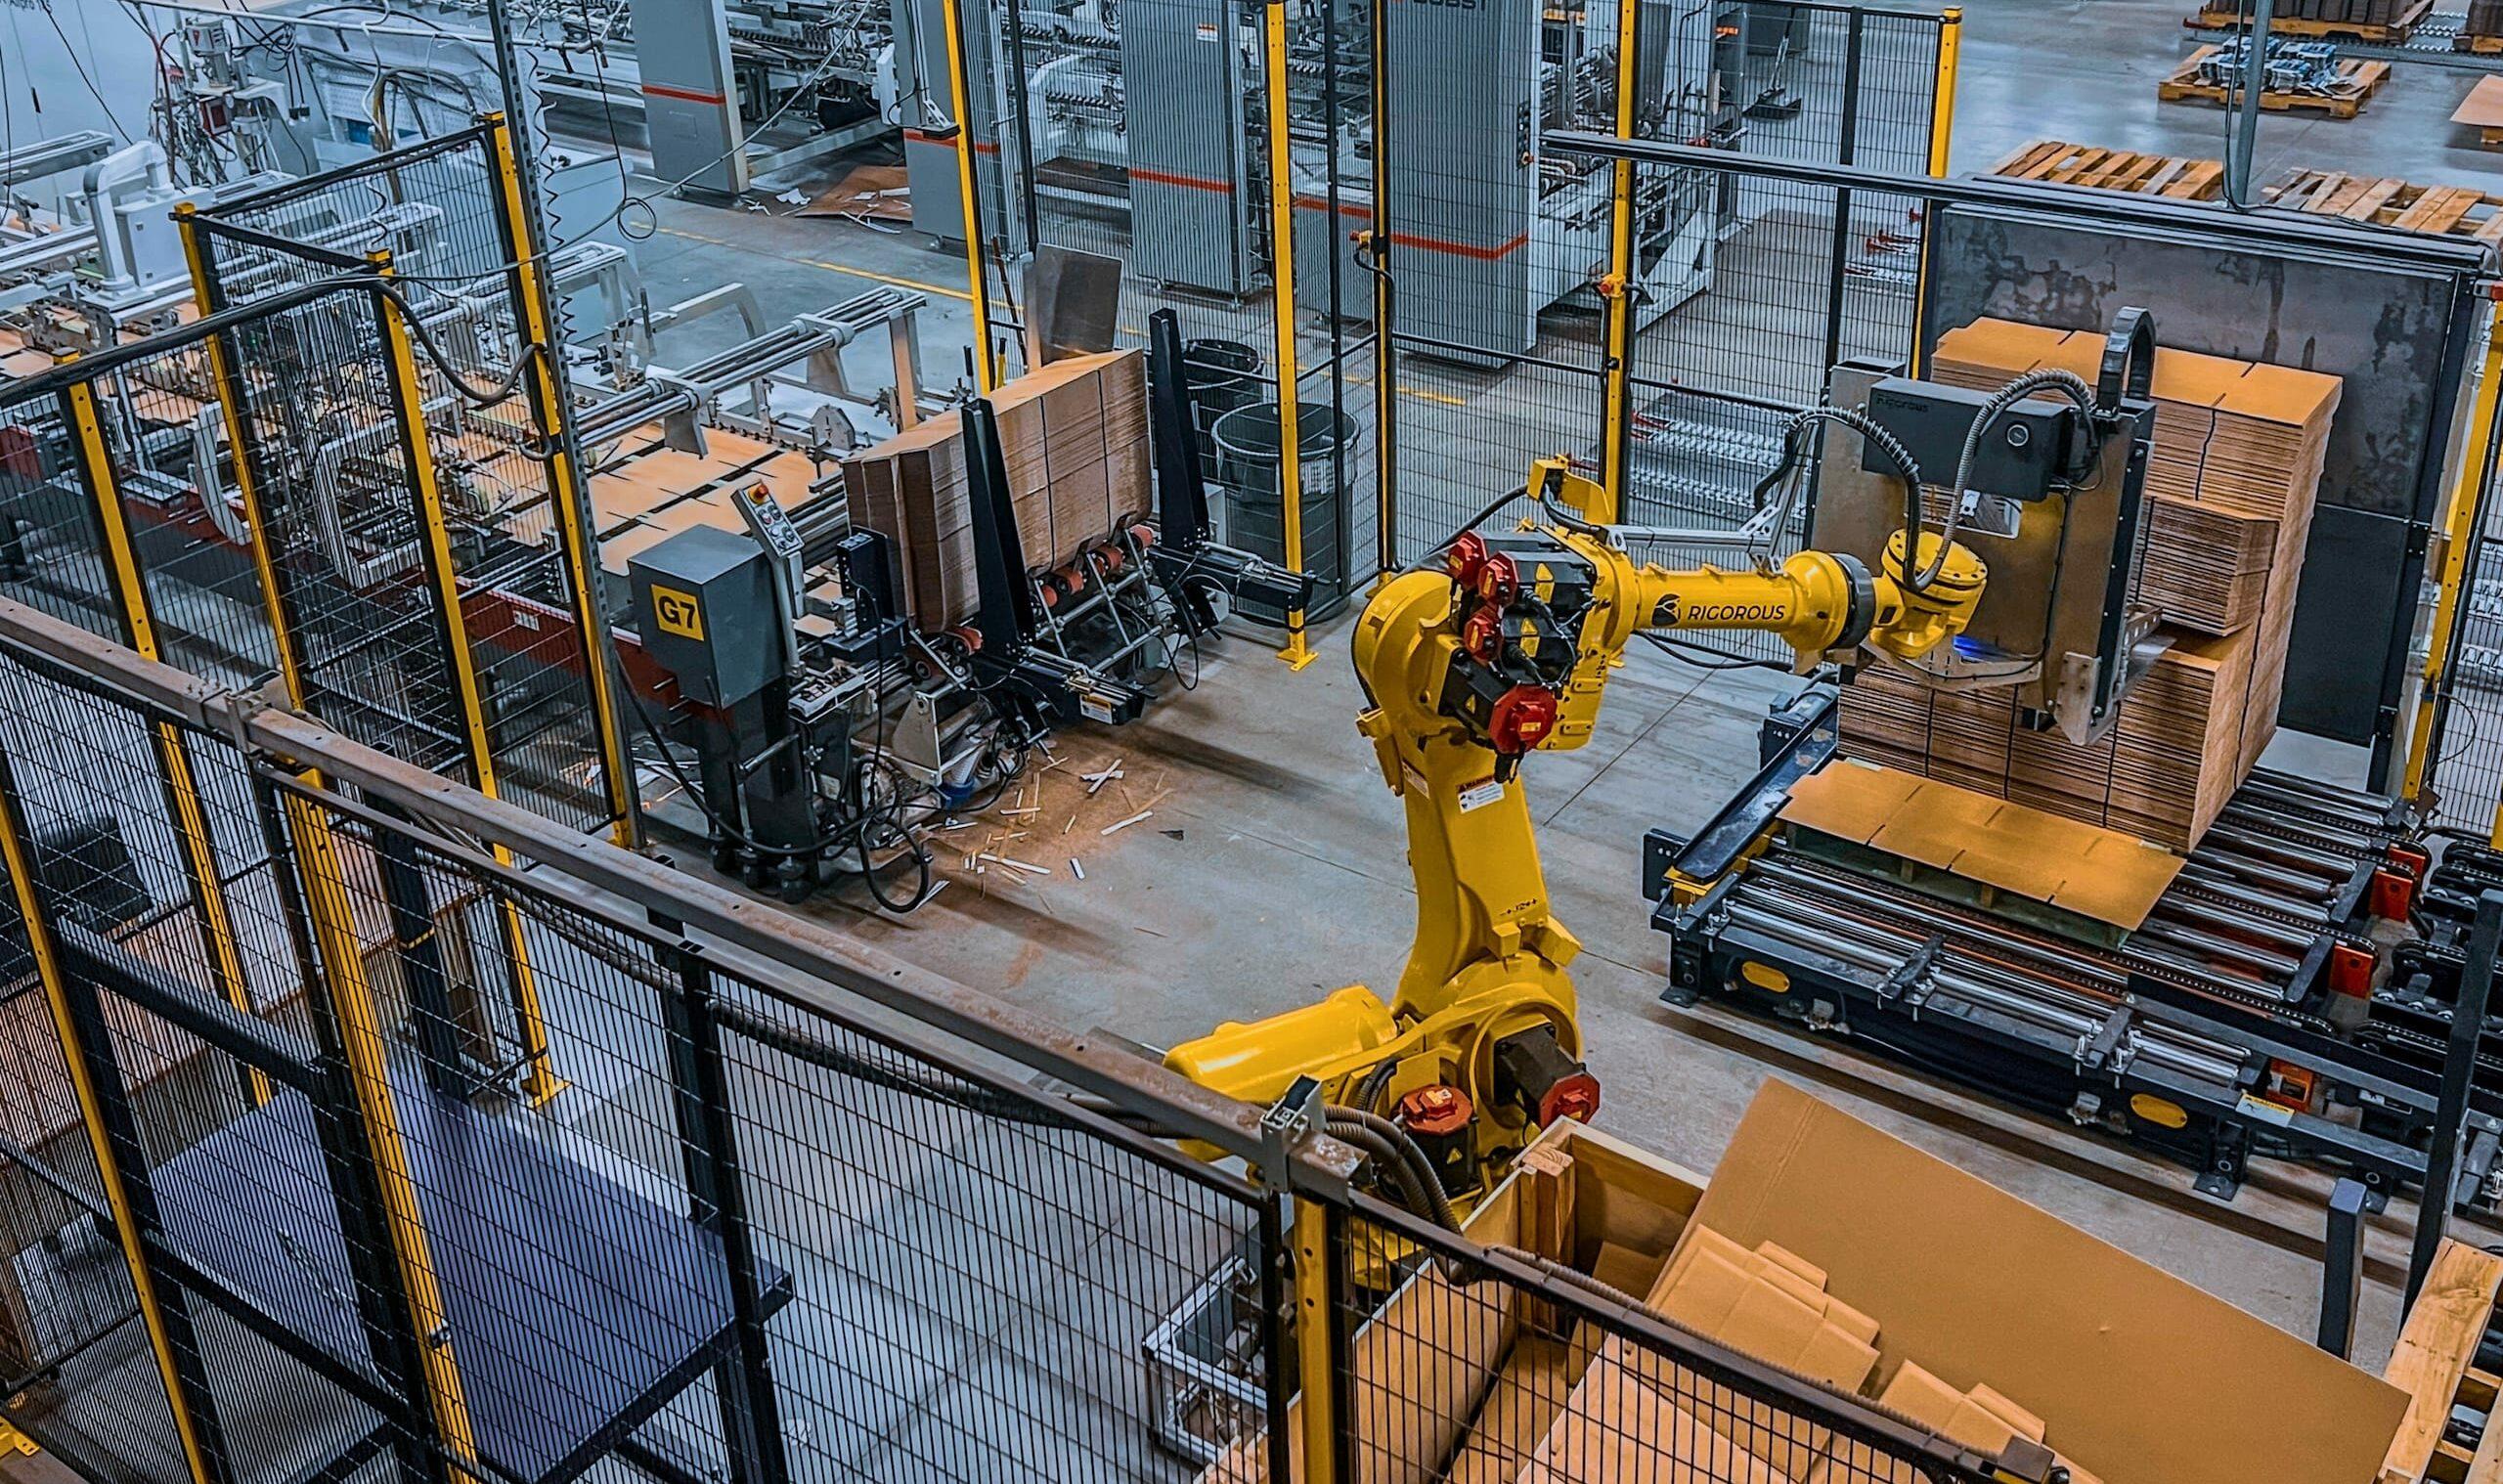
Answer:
[1120,0,1253,296]
[629,0,747,196]
[900,0,1026,246]
[630,527,782,707]
[1385,0,1540,360]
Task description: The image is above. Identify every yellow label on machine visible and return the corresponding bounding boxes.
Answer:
[650,584,704,640]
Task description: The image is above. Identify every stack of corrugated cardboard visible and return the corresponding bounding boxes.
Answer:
[1838,318,2341,850]
[1515,1227,2099,1484]
[840,350,1152,630]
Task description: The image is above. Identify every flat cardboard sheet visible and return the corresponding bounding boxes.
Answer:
[1689,1081,2410,1484]
[1780,759,2184,928]
[2454,73,2503,129]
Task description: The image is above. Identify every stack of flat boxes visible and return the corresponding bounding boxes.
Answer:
[2473,0,2503,39]
[1837,319,2340,850]
[2266,0,2414,22]
[1514,1226,2102,1484]
[841,350,1152,631]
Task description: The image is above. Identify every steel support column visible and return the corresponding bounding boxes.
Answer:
[658,932,792,1484]
[0,737,233,1484]
[173,203,310,703]
[56,377,267,1109]
[482,113,642,849]
[249,772,455,1484]
[1596,0,1643,518]
[2403,290,2503,813]
[1267,0,1316,669]
[942,0,1000,391]
[279,785,480,1467]
[370,255,564,1106]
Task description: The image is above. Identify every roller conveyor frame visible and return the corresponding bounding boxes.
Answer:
[1645,690,2503,1209]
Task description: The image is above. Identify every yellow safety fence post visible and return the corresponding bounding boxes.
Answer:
[173,203,310,705]
[1268,0,1318,670]
[1929,8,1962,179]
[279,787,479,1468]
[0,741,233,1484]
[942,0,1000,392]
[2404,290,2503,820]
[1910,8,1962,378]
[482,114,640,850]
[1294,1196,1338,1484]
[58,375,267,1109]
[368,260,566,1107]
[1596,0,1642,523]
[1368,0,1396,578]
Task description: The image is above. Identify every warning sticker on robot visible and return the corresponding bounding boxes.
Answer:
[650,585,705,641]
[1458,778,1504,813]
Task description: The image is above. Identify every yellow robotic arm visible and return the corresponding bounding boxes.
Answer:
[1165,458,1983,1197]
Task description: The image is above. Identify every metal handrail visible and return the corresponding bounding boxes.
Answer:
[0,592,1366,1194]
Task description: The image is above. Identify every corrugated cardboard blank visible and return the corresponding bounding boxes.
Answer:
[1688,1081,2408,1484]
[1780,760,2183,929]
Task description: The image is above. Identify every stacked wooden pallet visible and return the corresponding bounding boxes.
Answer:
[2187,0,2430,41]
[842,350,1150,631]
[2462,0,2503,52]
[1839,319,2341,849]
[2159,46,2391,119]
[2268,169,2503,244]
[1989,141,2226,199]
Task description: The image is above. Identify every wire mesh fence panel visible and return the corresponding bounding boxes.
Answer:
[2431,504,2503,837]
[0,579,1321,1484]
[232,776,1282,1484]
[1619,4,1937,409]
[0,393,123,648]
[705,981,1272,1484]
[0,650,422,1484]
[1326,1197,1997,1484]
[194,127,626,838]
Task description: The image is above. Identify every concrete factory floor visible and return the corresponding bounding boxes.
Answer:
[591,0,2503,1379]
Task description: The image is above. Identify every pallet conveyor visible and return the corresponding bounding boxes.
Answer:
[1647,692,2503,1210]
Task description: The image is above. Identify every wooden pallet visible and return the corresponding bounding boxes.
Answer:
[2382,1242,2503,1484]
[2457,32,2503,54]
[2159,47,2392,118]
[2188,0,2431,42]
[2269,168,2503,246]
[1989,140,2226,199]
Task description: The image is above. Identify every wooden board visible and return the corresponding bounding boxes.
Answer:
[2381,1242,2503,1484]
[2455,76,2503,150]
[1989,140,2226,200]
[2187,0,2430,40]
[2158,47,2390,120]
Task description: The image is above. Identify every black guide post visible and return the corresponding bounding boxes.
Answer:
[651,908,792,1484]
[2410,888,2503,1309]
[2318,1176,2369,1359]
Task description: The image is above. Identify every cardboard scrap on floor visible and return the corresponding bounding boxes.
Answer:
[800,164,912,222]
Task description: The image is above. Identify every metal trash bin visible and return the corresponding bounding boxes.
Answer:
[1182,338,1262,467]
[1212,401,1354,626]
